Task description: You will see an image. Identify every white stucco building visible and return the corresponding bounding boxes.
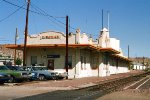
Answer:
[133,62,146,70]
[7,28,130,78]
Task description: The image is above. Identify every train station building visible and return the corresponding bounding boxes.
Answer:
[6,28,130,78]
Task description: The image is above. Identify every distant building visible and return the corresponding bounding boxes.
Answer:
[0,44,23,65]
[132,62,146,70]
[6,28,130,78]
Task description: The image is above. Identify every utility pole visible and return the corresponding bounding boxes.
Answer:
[143,56,145,66]
[23,0,30,66]
[65,15,68,79]
[128,45,130,59]
[127,45,131,69]
[14,28,18,65]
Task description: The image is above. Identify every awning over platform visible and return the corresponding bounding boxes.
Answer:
[5,44,131,61]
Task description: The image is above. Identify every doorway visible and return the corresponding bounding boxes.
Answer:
[47,59,54,70]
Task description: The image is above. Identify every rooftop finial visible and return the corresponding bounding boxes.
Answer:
[76,28,80,33]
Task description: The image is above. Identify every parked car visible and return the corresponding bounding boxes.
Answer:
[0,66,31,82]
[22,66,58,81]
[7,66,22,71]
[0,72,10,84]
[7,66,33,81]
[50,69,68,79]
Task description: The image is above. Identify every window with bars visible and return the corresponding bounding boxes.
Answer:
[31,56,37,66]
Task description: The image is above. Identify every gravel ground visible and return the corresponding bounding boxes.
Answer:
[97,89,150,100]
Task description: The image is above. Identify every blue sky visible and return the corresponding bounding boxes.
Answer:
[0,0,150,58]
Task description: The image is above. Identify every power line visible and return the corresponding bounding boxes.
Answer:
[0,0,3,3]
[2,0,77,31]
[68,17,76,31]
[2,0,67,30]
[2,0,94,37]
[30,3,68,29]
[30,3,66,30]
[30,3,65,18]
[2,0,66,24]
[0,4,25,22]
[2,0,26,10]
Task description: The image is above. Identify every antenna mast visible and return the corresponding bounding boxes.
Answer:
[102,9,103,30]
[107,11,110,31]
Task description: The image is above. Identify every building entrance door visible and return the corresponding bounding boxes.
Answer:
[47,59,54,70]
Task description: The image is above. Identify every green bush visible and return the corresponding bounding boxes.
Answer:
[15,58,22,65]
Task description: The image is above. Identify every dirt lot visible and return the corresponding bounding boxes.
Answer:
[0,80,76,100]
[2,84,149,100]
[0,70,148,100]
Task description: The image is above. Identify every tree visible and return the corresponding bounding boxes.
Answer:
[15,58,22,65]
[129,63,134,70]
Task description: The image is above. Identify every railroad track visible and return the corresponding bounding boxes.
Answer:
[15,71,150,100]
[125,75,150,89]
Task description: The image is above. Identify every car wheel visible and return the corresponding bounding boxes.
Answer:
[38,75,46,81]
[52,76,58,80]
[8,76,15,83]
[0,82,4,84]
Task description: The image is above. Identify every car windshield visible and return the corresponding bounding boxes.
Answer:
[21,66,48,71]
[21,67,32,71]
[7,66,24,71]
[0,66,10,70]
[32,67,48,71]
[14,66,24,71]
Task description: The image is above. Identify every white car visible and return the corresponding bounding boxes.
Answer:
[50,69,68,79]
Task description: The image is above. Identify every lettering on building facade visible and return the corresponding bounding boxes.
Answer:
[41,35,61,39]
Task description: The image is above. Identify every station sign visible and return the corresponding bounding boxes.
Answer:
[47,55,60,58]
